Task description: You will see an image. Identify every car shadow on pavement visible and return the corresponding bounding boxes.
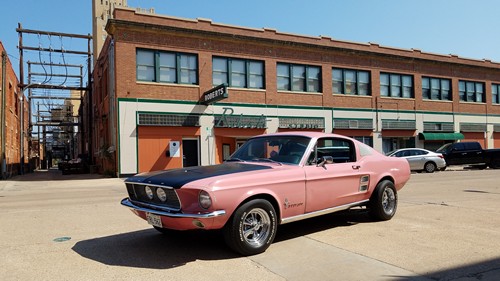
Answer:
[72,228,238,269]
[274,208,373,243]
[72,209,373,268]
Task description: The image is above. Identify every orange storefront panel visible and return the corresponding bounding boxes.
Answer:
[461,132,486,148]
[494,133,500,148]
[137,126,200,172]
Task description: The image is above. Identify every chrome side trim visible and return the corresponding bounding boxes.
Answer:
[121,198,226,219]
[281,199,369,225]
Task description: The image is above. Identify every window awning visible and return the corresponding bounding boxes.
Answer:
[418,132,464,141]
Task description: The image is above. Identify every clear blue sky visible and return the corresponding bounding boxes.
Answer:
[1,0,500,81]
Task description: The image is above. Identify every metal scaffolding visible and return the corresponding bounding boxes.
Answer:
[16,23,92,172]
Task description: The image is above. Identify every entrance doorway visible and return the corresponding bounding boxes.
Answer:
[182,139,199,167]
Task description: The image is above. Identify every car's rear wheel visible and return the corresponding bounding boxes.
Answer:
[224,199,277,256]
[424,162,437,173]
[369,180,398,221]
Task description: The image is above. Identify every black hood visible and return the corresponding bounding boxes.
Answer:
[125,162,272,188]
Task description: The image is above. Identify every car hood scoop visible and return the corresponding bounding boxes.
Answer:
[126,162,272,188]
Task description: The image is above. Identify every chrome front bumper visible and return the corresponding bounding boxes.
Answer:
[120,198,226,219]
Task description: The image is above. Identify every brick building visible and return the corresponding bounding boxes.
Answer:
[1,42,30,178]
[91,7,500,177]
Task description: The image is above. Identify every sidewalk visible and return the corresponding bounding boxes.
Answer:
[0,168,110,191]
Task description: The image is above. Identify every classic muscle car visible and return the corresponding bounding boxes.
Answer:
[121,132,411,255]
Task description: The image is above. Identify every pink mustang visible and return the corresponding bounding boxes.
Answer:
[122,132,411,255]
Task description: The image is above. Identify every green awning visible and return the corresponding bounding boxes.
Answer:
[418,132,464,141]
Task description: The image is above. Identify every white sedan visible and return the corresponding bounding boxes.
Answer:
[386,148,446,173]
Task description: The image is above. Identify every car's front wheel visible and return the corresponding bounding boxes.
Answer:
[224,199,277,256]
[369,180,398,221]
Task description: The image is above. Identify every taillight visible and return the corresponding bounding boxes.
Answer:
[437,154,444,159]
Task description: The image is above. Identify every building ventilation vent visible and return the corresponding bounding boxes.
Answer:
[382,120,416,130]
[460,123,487,132]
[333,119,373,129]
[348,120,359,129]
[279,117,324,129]
[494,124,500,133]
[423,122,454,132]
[138,113,200,127]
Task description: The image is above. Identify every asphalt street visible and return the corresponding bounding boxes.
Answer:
[0,168,499,281]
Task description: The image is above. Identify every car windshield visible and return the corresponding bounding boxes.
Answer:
[436,143,451,152]
[227,135,311,165]
[386,150,398,156]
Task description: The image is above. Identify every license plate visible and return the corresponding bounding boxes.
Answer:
[146,213,162,228]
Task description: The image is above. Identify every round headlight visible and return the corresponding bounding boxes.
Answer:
[199,190,212,209]
[156,188,167,202]
[145,186,154,200]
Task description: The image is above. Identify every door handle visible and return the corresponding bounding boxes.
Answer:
[352,165,361,170]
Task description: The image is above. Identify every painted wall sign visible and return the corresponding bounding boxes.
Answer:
[202,84,228,105]
[279,117,325,129]
[214,107,267,129]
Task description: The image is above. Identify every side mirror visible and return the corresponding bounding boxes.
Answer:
[317,156,334,167]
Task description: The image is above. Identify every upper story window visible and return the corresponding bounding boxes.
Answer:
[380,73,413,98]
[492,84,500,104]
[459,80,484,103]
[277,63,321,93]
[332,68,370,96]
[212,57,264,89]
[422,77,451,101]
[136,49,198,85]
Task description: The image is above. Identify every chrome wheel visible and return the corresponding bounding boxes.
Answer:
[241,208,271,248]
[224,199,277,255]
[369,180,398,221]
[381,187,396,215]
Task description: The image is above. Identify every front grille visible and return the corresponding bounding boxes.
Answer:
[126,183,181,211]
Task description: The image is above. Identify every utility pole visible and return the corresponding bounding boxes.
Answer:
[1,51,6,179]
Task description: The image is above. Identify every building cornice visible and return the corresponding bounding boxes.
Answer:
[106,8,500,72]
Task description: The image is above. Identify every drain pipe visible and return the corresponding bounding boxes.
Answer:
[1,51,6,179]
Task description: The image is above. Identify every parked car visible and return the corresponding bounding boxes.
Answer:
[386,148,446,173]
[121,132,411,255]
[436,141,500,169]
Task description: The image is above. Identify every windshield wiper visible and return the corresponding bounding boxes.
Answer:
[225,158,245,162]
[250,158,283,165]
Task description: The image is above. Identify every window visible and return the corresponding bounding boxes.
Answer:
[277,63,321,93]
[422,77,451,100]
[308,137,356,164]
[212,57,264,89]
[459,80,485,103]
[353,136,373,147]
[332,68,371,96]
[492,84,500,104]
[380,73,413,98]
[136,49,198,85]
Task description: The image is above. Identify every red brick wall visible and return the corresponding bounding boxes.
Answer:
[106,10,500,116]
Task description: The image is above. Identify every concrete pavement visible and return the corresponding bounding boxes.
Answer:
[1,168,499,280]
